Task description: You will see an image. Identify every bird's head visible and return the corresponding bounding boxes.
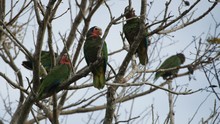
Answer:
[177,53,185,64]
[87,26,102,38]
[124,6,136,19]
[60,53,71,65]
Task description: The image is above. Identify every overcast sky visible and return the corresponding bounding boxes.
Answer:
[0,0,220,124]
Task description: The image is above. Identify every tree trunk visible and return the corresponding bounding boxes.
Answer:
[168,81,174,124]
[0,0,5,43]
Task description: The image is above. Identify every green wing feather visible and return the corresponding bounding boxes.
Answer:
[38,64,70,99]
[84,37,108,89]
[154,55,182,80]
[123,19,140,45]
[41,51,58,71]
[22,51,58,75]
[123,18,148,65]
[102,42,108,72]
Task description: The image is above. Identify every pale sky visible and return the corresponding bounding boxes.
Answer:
[0,0,220,124]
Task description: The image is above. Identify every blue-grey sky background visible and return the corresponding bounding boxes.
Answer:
[0,0,220,123]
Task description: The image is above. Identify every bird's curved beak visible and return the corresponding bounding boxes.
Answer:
[99,29,102,36]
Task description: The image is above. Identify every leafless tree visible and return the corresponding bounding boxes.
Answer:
[0,0,220,124]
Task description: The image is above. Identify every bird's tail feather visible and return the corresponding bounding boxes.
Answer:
[22,61,33,70]
[138,52,148,65]
[93,73,105,89]
[137,41,148,65]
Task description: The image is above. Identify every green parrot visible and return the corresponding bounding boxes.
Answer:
[22,51,58,75]
[37,54,71,99]
[83,26,108,89]
[154,53,185,81]
[123,6,148,65]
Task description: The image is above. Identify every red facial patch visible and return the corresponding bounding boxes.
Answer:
[60,54,70,65]
[91,27,102,38]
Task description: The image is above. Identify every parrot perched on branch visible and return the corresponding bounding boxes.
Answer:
[123,6,149,65]
[22,51,58,75]
[154,53,185,81]
[37,54,71,99]
[83,26,108,89]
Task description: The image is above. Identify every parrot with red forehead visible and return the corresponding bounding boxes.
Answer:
[123,6,149,65]
[83,26,108,89]
[37,53,71,99]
